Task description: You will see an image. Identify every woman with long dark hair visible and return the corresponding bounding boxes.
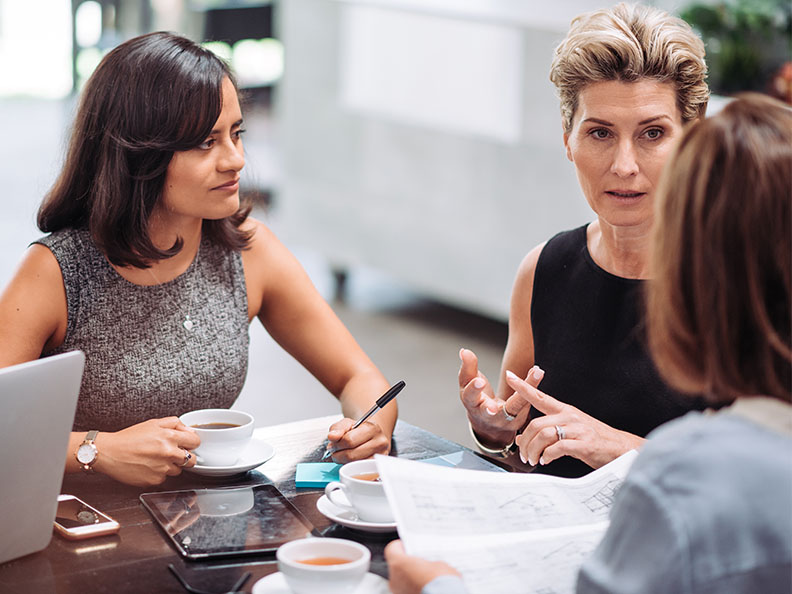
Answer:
[0,32,397,486]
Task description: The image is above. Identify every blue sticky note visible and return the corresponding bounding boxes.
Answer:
[295,462,342,488]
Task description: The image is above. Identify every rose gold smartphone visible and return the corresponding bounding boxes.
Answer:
[53,494,120,540]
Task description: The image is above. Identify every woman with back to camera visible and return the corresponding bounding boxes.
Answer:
[0,32,396,486]
[388,91,792,594]
[460,2,709,477]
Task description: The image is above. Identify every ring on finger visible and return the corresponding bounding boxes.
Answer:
[555,425,566,441]
[502,407,517,422]
[179,449,192,467]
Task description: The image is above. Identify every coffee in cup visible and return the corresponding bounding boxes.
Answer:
[277,537,370,594]
[178,409,254,466]
[324,459,393,523]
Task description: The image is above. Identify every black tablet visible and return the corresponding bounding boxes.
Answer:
[140,484,317,560]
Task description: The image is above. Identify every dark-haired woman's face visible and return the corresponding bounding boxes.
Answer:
[159,77,245,224]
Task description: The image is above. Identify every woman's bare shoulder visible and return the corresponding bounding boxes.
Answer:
[0,243,67,363]
[513,241,547,291]
[239,216,282,259]
[15,243,63,282]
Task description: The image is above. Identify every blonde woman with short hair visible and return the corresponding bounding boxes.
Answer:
[460,2,709,478]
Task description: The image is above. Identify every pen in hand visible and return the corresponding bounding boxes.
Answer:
[321,380,405,461]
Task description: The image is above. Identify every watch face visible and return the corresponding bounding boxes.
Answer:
[77,444,96,465]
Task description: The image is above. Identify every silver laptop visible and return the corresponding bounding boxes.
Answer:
[0,351,85,564]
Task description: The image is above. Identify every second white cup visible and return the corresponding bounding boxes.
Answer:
[324,459,394,523]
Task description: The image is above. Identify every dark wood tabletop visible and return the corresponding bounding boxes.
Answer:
[0,416,511,594]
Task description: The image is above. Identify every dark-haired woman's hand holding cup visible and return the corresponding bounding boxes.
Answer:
[92,417,200,486]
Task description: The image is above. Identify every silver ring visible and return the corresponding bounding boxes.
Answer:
[179,449,192,467]
[555,425,566,441]
[503,407,517,422]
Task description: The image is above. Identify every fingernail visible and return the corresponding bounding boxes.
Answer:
[473,378,485,389]
[539,456,546,466]
[532,366,545,381]
[485,406,497,416]
[459,348,465,358]
[506,370,518,380]
[519,451,527,464]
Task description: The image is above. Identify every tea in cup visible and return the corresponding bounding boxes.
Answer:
[178,409,253,466]
[276,537,370,594]
[324,459,394,523]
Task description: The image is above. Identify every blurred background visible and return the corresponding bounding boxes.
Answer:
[0,0,789,447]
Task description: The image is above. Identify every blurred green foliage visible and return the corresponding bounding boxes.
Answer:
[681,0,791,95]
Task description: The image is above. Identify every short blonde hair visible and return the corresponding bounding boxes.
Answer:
[550,3,709,133]
[648,93,792,403]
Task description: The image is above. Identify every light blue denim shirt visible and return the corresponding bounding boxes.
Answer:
[423,575,469,594]
[578,399,792,593]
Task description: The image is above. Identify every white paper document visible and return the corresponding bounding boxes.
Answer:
[376,450,638,594]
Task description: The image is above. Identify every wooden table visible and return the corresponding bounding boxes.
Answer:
[0,416,509,594]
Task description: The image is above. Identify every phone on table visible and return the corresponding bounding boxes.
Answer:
[53,494,120,540]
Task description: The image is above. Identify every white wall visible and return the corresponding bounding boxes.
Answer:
[274,1,616,320]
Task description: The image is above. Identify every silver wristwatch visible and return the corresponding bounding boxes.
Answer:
[76,430,99,472]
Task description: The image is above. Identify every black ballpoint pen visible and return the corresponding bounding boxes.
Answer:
[321,380,405,461]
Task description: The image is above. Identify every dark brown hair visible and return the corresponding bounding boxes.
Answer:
[38,32,252,267]
[649,93,792,403]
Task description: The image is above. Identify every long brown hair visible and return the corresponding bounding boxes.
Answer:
[649,93,792,402]
[38,32,252,268]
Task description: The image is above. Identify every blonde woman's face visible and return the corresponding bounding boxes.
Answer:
[563,80,683,231]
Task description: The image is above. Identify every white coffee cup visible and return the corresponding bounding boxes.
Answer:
[277,537,370,594]
[324,459,394,523]
[179,409,254,466]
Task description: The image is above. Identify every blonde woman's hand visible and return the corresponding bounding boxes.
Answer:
[459,348,543,449]
[93,417,200,486]
[506,371,645,469]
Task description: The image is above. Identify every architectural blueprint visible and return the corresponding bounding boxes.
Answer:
[376,450,638,594]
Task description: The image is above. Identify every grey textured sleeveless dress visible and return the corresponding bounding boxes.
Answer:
[36,228,249,431]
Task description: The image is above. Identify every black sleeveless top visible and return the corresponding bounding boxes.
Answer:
[530,225,703,477]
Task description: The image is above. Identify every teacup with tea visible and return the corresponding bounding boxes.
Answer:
[178,409,254,466]
[324,459,394,523]
[276,537,370,594]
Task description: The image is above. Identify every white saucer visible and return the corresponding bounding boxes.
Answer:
[316,494,397,533]
[252,571,388,594]
[184,437,275,477]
